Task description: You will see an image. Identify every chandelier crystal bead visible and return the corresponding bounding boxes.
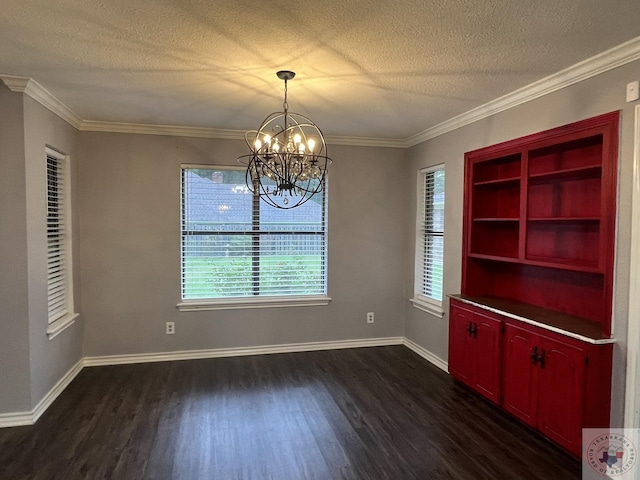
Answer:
[237,71,332,209]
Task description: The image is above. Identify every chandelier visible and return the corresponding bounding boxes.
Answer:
[238,71,331,209]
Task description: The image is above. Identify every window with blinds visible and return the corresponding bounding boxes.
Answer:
[47,149,72,325]
[414,165,445,310]
[180,167,327,302]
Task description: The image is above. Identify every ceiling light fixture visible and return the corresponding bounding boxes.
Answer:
[238,71,331,209]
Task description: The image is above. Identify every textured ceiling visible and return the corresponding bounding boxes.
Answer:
[2,0,640,139]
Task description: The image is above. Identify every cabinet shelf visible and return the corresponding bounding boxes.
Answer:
[468,252,603,273]
[468,253,520,263]
[473,176,521,187]
[527,217,600,223]
[523,257,601,274]
[473,217,520,222]
[528,164,601,183]
[526,221,599,270]
[473,153,521,184]
[470,221,519,258]
[472,184,520,218]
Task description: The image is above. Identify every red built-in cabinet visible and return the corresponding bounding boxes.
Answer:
[449,112,618,458]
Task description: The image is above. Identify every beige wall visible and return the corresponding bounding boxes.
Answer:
[404,58,640,427]
[0,86,83,415]
[77,134,407,357]
[0,85,31,413]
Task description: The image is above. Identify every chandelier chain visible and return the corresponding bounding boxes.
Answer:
[283,78,289,113]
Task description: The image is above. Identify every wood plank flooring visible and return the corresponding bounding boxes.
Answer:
[0,346,580,479]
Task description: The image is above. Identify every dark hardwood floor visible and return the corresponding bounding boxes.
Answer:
[0,346,580,479]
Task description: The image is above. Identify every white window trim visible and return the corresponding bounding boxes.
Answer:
[411,164,445,318]
[411,296,445,318]
[178,165,329,308]
[177,295,332,312]
[45,146,77,340]
[47,312,79,339]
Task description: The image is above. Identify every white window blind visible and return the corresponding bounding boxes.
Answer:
[180,167,327,301]
[415,165,445,306]
[47,150,69,323]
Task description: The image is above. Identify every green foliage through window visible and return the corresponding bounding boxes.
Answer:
[181,167,327,300]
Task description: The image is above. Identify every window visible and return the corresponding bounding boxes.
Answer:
[412,165,445,316]
[178,166,329,310]
[46,147,77,338]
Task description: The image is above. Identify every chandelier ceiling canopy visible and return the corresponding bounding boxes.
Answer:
[238,71,332,209]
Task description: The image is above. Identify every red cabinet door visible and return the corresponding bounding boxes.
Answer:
[502,323,538,426]
[448,305,474,383]
[449,302,502,405]
[471,313,502,404]
[536,335,586,457]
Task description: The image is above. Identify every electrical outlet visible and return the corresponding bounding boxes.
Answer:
[166,321,175,335]
[367,312,375,324]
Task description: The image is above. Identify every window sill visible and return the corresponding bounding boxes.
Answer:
[410,298,444,318]
[177,295,332,312]
[47,312,79,340]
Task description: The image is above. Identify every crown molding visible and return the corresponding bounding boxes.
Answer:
[325,135,406,148]
[0,74,82,129]
[78,120,405,147]
[79,119,245,140]
[0,74,30,92]
[4,35,640,148]
[405,35,640,147]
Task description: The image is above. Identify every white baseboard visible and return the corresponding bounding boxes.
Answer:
[403,338,449,372]
[1,336,448,428]
[0,411,34,428]
[32,359,84,423]
[84,336,405,366]
[0,358,84,428]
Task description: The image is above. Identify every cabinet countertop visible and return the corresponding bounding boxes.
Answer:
[449,294,615,345]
